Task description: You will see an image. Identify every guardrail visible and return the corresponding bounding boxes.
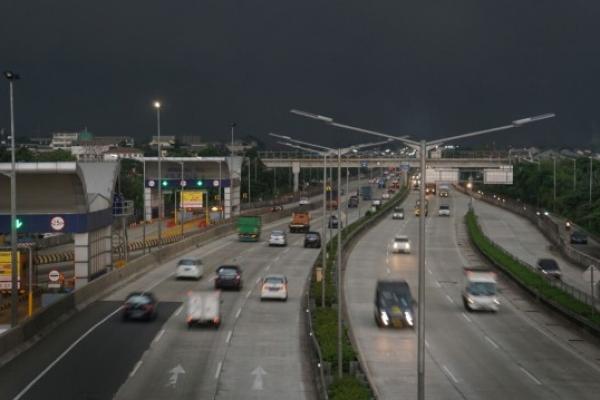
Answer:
[304,186,408,399]
[465,209,600,335]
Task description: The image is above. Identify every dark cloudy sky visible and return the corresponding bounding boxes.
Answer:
[1,0,599,149]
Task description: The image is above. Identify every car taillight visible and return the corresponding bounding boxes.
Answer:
[213,317,220,324]
[235,275,241,280]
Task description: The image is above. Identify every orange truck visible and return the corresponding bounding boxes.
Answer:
[289,211,311,233]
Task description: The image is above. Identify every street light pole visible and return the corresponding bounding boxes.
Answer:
[180,161,184,237]
[4,70,19,327]
[290,108,555,399]
[230,122,237,155]
[553,156,557,211]
[590,157,593,207]
[153,101,162,249]
[573,158,576,191]
[336,148,343,378]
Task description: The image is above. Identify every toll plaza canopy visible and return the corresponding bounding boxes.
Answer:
[0,162,118,234]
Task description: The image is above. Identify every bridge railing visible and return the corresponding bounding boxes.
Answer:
[259,150,509,160]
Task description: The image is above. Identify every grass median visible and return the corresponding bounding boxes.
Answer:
[466,210,600,327]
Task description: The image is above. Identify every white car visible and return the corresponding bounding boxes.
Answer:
[299,197,310,206]
[372,199,382,207]
[438,205,451,217]
[268,230,287,246]
[260,274,288,301]
[382,192,391,200]
[391,235,411,254]
[175,258,204,280]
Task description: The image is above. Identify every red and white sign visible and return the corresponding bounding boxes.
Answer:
[48,270,60,282]
[50,216,65,231]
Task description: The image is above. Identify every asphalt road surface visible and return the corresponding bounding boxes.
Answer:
[0,182,383,400]
[345,188,600,400]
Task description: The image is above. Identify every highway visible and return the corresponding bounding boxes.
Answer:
[472,196,594,293]
[345,188,600,399]
[0,183,379,400]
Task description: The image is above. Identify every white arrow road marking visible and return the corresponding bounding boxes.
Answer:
[251,366,267,390]
[166,364,186,387]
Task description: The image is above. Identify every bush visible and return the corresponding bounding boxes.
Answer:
[329,376,372,400]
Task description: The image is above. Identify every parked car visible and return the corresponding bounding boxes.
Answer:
[382,192,391,200]
[260,275,288,301]
[536,258,562,279]
[374,280,415,328]
[299,197,310,206]
[215,265,243,290]
[372,199,382,208]
[122,292,158,321]
[392,207,404,220]
[268,230,288,246]
[304,231,322,248]
[438,204,451,217]
[570,231,588,245]
[175,258,204,280]
[348,195,359,208]
[328,215,342,229]
[391,235,411,254]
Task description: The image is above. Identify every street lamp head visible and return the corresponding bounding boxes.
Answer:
[3,71,20,81]
[153,101,161,109]
[269,132,291,140]
[290,109,333,124]
[512,113,555,127]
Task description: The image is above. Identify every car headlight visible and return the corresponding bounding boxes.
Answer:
[405,243,410,250]
[493,299,500,305]
[380,311,389,325]
[393,243,400,249]
[404,311,414,326]
[467,297,474,304]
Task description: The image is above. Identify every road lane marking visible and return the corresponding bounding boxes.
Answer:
[435,281,442,288]
[485,336,499,349]
[226,330,233,344]
[246,290,252,299]
[265,263,271,271]
[425,339,429,348]
[520,366,542,385]
[442,365,459,383]
[445,295,454,304]
[235,308,242,319]
[427,268,433,275]
[255,277,261,284]
[154,329,165,343]
[461,313,471,323]
[215,361,223,380]
[174,305,183,316]
[129,361,143,378]
[13,306,123,400]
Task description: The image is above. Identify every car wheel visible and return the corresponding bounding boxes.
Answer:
[374,314,382,327]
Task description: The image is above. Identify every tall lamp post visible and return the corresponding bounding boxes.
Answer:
[153,101,162,249]
[230,122,237,155]
[4,70,19,327]
[291,108,554,399]
[270,133,391,378]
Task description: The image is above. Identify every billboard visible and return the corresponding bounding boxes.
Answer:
[425,168,459,183]
[181,191,204,208]
[0,251,21,290]
[484,167,513,184]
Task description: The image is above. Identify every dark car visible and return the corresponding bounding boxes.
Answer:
[348,195,359,208]
[215,265,243,290]
[536,258,562,279]
[328,215,342,229]
[374,280,415,328]
[122,292,158,321]
[570,231,588,245]
[304,231,322,248]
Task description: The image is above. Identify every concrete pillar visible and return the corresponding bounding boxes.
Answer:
[292,162,300,192]
[144,187,152,221]
[224,187,232,219]
[74,225,112,290]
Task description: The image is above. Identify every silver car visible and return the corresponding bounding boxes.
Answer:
[268,230,288,246]
[391,235,411,254]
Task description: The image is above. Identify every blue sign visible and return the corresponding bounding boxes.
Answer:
[400,163,410,172]
[360,161,368,168]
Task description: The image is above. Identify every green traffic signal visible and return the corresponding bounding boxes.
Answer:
[196,180,203,187]
[15,218,23,229]
[161,180,168,187]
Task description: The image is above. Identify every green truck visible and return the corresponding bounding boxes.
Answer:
[237,216,262,242]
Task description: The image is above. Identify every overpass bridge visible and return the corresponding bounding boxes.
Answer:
[258,151,513,190]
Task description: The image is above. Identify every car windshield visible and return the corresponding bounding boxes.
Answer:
[380,290,411,308]
[539,260,559,270]
[394,207,403,212]
[395,237,408,243]
[440,205,449,210]
[126,295,151,305]
[467,282,496,296]
[178,259,199,266]
[219,267,239,276]
[264,277,284,284]
[307,233,319,238]
[271,231,284,236]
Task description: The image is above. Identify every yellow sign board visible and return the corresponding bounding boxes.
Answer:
[181,191,204,208]
[0,251,21,290]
